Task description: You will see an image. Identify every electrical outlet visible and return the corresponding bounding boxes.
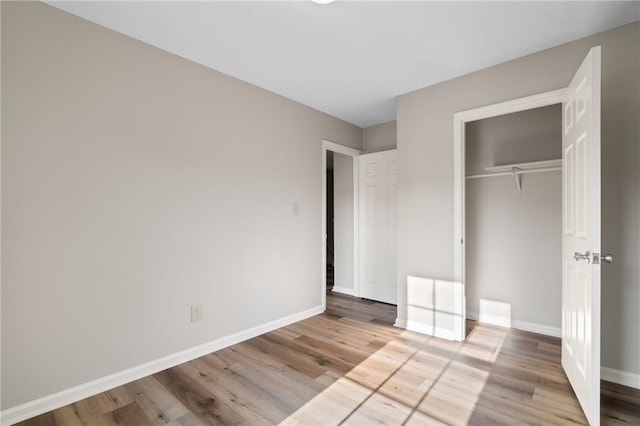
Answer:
[191,304,203,322]
[292,201,301,216]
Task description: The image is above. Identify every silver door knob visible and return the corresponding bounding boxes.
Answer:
[574,251,591,262]
[601,253,613,264]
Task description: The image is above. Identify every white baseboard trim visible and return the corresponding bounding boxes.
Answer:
[602,367,640,389]
[466,311,561,338]
[393,318,456,341]
[331,286,356,297]
[0,305,323,426]
[512,319,561,338]
[394,318,406,328]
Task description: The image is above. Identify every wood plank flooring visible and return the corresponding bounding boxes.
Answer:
[17,292,640,425]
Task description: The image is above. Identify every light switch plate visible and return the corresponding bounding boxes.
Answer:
[191,304,203,322]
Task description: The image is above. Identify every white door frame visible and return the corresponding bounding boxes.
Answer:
[322,140,362,310]
[452,88,566,341]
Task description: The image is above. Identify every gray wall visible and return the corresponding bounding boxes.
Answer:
[363,120,397,153]
[333,153,355,292]
[465,105,562,175]
[465,106,562,330]
[397,22,639,375]
[1,2,361,409]
[0,1,3,412]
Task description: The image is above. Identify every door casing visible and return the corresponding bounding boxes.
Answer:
[452,89,567,341]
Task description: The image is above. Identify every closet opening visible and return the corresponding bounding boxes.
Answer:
[464,104,563,338]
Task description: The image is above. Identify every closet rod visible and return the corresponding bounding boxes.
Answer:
[466,166,562,180]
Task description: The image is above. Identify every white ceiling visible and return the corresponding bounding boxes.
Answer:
[47,1,640,128]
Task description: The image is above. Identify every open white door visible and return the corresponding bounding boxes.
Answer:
[359,150,398,304]
[562,46,601,425]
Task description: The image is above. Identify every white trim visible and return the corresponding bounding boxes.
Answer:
[453,89,567,124]
[0,306,323,426]
[394,318,406,328]
[352,155,359,297]
[393,318,456,341]
[601,367,640,390]
[512,319,561,338]
[322,143,327,310]
[321,139,362,309]
[484,159,562,172]
[452,88,567,342]
[323,140,361,157]
[479,312,511,329]
[330,286,357,297]
[466,311,561,338]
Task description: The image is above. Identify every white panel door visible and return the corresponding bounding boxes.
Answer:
[359,150,398,304]
[562,46,601,425]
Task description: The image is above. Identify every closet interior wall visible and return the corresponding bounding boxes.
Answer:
[465,104,563,332]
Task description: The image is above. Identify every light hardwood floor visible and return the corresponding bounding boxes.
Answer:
[17,292,640,425]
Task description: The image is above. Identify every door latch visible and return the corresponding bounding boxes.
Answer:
[592,253,613,264]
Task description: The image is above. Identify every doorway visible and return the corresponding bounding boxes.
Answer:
[326,151,335,291]
[325,150,356,295]
[321,140,361,310]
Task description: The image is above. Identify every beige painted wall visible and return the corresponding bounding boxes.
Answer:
[465,106,562,330]
[1,2,361,409]
[465,105,562,175]
[333,153,354,292]
[397,22,639,374]
[363,120,397,153]
[0,1,3,412]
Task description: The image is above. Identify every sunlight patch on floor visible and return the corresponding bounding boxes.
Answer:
[280,325,509,425]
[459,322,508,363]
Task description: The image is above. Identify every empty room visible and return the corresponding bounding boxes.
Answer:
[1,1,639,425]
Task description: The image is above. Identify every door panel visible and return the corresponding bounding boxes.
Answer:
[562,46,601,425]
[359,150,398,304]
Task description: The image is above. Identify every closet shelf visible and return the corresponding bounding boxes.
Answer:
[484,159,562,172]
[466,159,562,192]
